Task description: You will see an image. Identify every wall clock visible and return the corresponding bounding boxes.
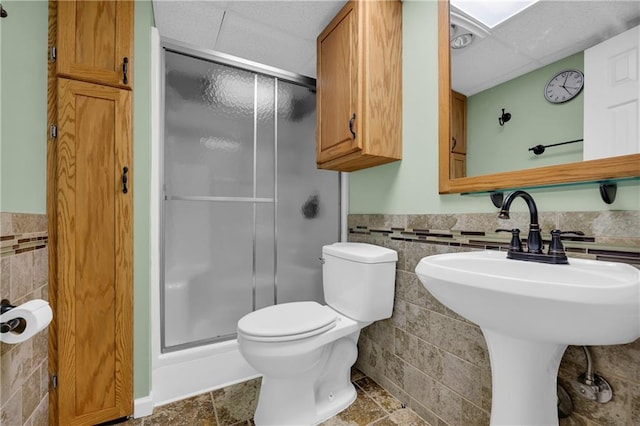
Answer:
[544,69,584,104]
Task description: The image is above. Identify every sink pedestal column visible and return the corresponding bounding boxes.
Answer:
[483,329,568,426]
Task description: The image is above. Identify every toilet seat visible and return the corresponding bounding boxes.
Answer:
[238,301,337,342]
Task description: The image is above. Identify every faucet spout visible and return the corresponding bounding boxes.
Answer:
[499,190,542,253]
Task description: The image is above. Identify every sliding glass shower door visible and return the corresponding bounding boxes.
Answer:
[161,46,339,352]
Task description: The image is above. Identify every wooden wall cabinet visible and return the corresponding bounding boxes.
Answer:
[316,0,402,172]
[50,1,134,424]
[450,152,467,179]
[57,0,133,89]
[449,90,467,178]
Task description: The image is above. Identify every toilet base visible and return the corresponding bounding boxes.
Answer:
[252,332,360,425]
[254,375,357,426]
[315,383,357,425]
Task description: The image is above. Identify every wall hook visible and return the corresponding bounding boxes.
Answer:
[498,108,511,126]
[599,182,617,204]
[489,191,504,208]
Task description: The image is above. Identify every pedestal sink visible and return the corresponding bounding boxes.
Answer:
[415,250,640,426]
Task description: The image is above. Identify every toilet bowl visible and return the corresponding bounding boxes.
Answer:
[237,243,397,426]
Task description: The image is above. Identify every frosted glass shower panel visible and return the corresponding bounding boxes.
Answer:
[161,45,340,352]
[276,81,340,304]
[256,75,276,199]
[164,51,257,198]
[254,202,276,311]
[163,201,254,349]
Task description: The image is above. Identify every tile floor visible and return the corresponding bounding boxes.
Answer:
[121,369,427,426]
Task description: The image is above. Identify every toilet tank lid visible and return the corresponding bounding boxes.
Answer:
[323,243,397,263]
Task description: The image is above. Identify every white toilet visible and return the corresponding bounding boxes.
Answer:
[237,242,398,426]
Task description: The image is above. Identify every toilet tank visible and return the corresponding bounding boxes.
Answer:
[322,242,398,322]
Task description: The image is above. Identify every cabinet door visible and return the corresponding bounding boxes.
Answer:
[450,152,467,179]
[316,1,360,164]
[450,91,467,154]
[56,78,132,425]
[57,0,133,89]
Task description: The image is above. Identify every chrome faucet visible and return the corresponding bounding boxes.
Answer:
[498,190,543,254]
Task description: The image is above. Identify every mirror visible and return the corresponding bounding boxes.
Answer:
[438,0,640,194]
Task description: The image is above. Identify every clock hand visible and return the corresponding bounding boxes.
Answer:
[562,73,569,88]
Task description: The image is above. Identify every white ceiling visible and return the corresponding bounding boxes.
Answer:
[152,1,640,93]
[452,1,640,96]
[152,0,347,79]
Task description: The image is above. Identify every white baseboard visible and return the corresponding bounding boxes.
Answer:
[134,394,154,419]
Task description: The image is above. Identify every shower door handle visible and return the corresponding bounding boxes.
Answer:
[348,113,356,139]
[122,166,129,194]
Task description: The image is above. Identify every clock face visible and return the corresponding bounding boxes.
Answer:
[544,70,584,104]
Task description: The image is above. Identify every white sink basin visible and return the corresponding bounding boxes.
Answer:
[415,250,640,426]
[415,250,640,345]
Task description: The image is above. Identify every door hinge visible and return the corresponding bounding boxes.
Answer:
[49,46,56,63]
[50,374,58,389]
[50,124,57,140]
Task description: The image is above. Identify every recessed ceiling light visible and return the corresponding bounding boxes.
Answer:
[451,33,474,49]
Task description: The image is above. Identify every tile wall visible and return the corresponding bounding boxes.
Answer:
[350,211,639,426]
[0,213,49,426]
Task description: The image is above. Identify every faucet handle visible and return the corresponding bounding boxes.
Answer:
[548,230,565,255]
[496,228,523,252]
[548,230,584,255]
[558,230,585,237]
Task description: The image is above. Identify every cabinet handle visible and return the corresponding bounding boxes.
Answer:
[451,137,457,151]
[122,166,129,194]
[348,113,356,139]
[122,57,129,85]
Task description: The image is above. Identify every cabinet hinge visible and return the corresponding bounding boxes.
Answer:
[49,46,56,63]
[50,124,57,140]
[50,374,58,389]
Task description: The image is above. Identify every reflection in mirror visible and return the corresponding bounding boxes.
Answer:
[437,0,640,194]
[450,0,640,178]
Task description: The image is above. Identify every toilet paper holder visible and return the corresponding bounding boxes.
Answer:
[0,299,27,334]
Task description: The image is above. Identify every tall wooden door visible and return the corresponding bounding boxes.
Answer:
[56,77,133,425]
[57,0,133,89]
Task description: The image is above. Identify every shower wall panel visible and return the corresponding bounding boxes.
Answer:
[276,81,340,304]
[162,48,339,352]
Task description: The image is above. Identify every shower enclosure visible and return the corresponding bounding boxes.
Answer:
[161,43,340,354]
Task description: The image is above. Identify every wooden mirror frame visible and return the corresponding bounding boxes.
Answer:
[438,0,640,194]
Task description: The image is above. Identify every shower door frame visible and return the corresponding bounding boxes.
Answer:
[159,38,340,353]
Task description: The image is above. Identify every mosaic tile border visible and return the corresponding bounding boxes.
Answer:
[1,212,49,426]
[349,224,639,266]
[0,232,48,258]
[350,212,640,426]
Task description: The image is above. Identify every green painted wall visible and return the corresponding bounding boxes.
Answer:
[0,5,2,201]
[467,53,584,176]
[0,0,155,399]
[349,0,639,214]
[133,0,154,400]
[0,0,48,214]
[0,0,637,404]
